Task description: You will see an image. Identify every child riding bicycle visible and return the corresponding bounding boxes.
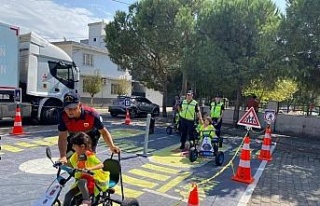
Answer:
[64,132,109,206]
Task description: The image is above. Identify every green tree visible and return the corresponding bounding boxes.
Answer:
[83,74,103,105]
[105,0,182,116]
[116,77,131,95]
[278,0,320,104]
[195,0,281,124]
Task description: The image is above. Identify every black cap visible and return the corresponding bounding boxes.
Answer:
[187,90,193,95]
[63,92,80,108]
[215,93,223,98]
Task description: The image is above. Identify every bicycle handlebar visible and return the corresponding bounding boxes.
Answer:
[53,162,94,176]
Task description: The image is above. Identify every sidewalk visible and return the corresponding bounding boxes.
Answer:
[247,134,320,206]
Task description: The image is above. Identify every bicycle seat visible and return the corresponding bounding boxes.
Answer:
[103,158,120,188]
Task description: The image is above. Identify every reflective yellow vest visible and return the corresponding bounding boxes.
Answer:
[199,124,215,140]
[210,102,223,118]
[180,99,198,121]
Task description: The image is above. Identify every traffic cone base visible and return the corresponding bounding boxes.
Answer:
[231,166,255,184]
[188,183,199,206]
[11,105,24,135]
[124,109,131,125]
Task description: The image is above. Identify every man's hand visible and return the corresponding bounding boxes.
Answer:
[59,156,68,164]
[110,145,120,154]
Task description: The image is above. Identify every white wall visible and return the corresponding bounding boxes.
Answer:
[145,88,163,107]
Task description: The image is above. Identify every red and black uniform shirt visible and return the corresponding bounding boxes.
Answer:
[58,106,104,135]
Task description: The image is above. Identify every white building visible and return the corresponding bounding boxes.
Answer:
[53,21,163,106]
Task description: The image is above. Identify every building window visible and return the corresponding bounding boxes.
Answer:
[83,78,90,93]
[83,53,94,66]
[93,38,97,42]
[111,83,119,94]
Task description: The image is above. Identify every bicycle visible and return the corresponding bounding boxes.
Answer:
[33,147,139,206]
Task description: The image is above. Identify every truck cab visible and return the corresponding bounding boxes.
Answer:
[0,22,80,124]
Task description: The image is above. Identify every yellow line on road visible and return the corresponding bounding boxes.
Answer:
[31,140,54,146]
[44,136,58,144]
[114,185,144,198]
[123,175,158,189]
[141,164,180,175]
[157,172,190,193]
[1,145,24,152]
[128,169,171,181]
[15,142,38,148]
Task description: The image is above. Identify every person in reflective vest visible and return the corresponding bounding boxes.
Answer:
[210,93,224,138]
[177,90,203,150]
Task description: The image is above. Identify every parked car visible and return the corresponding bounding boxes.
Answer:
[108,95,160,118]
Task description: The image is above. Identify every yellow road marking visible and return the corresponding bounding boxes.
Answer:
[1,145,24,152]
[15,142,38,148]
[44,136,58,144]
[114,185,144,198]
[123,175,158,189]
[31,140,54,146]
[128,169,171,181]
[157,172,190,193]
[141,164,180,175]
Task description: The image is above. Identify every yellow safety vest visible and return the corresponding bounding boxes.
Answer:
[199,124,215,140]
[210,102,223,118]
[180,99,198,121]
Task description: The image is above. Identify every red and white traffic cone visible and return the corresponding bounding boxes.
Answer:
[232,135,254,184]
[258,125,272,161]
[11,104,24,135]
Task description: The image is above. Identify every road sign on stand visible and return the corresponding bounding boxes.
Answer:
[237,107,261,129]
[264,109,276,124]
[14,88,22,104]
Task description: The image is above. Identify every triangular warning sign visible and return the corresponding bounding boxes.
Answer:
[237,107,261,128]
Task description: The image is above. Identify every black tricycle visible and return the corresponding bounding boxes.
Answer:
[33,147,139,206]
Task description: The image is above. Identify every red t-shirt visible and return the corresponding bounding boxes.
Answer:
[247,99,259,112]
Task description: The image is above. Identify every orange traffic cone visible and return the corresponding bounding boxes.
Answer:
[124,109,131,125]
[258,126,272,161]
[187,183,199,206]
[11,104,24,135]
[232,135,254,184]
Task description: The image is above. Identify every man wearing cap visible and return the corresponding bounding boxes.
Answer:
[177,90,203,150]
[58,91,120,163]
[210,93,225,139]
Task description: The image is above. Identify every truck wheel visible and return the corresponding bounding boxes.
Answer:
[40,107,61,124]
[121,197,139,206]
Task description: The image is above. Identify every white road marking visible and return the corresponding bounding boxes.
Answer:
[237,143,276,206]
[142,188,187,203]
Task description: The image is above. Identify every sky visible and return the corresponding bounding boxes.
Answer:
[0,0,287,42]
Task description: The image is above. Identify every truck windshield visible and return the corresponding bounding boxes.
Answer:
[49,61,77,89]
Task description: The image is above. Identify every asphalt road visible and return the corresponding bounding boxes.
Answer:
[0,114,271,206]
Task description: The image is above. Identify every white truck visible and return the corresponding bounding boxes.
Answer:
[0,22,80,124]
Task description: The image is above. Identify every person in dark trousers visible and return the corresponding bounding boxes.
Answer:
[210,93,224,139]
[177,90,203,150]
[57,91,120,163]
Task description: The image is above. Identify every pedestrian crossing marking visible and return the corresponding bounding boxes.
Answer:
[113,185,144,198]
[128,169,171,181]
[44,136,58,144]
[141,164,180,175]
[122,175,158,189]
[31,140,54,146]
[157,172,190,193]
[15,142,38,148]
[2,145,24,152]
